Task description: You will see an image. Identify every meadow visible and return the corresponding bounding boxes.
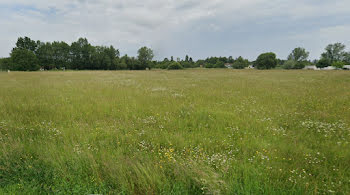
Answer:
[0,69,349,194]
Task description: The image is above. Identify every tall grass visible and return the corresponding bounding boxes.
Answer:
[0,69,349,194]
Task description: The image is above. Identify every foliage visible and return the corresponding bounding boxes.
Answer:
[10,48,39,71]
[214,61,225,68]
[282,60,296,69]
[15,36,37,52]
[138,47,154,69]
[316,58,331,68]
[254,52,277,69]
[344,52,350,64]
[321,43,346,63]
[232,56,249,69]
[331,61,345,69]
[0,58,12,70]
[167,62,183,70]
[288,47,309,62]
[204,63,214,68]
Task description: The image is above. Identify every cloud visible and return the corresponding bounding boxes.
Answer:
[0,0,349,60]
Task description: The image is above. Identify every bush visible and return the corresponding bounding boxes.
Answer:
[282,60,296,69]
[282,60,308,69]
[316,58,331,68]
[254,52,277,69]
[204,63,214,68]
[331,61,345,69]
[232,56,249,69]
[294,61,307,69]
[214,61,226,68]
[10,49,39,71]
[167,62,183,70]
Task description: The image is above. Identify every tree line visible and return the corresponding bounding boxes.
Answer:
[1,37,350,71]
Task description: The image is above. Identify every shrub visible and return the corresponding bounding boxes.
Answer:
[316,58,331,68]
[204,63,214,68]
[232,56,249,69]
[254,52,277,69]
[282,60,296,69]
[214,61,226,68]
[331,61,345,69]
[167,62,183,70]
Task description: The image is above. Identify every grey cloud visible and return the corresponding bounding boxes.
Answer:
[0,0,350,60]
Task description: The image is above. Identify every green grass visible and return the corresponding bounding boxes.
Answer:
[0,69,349,194]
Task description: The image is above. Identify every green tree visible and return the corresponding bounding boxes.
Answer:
[15,37,37,52]
[254,52,277,69]
[288,47,309,62]
[137,47,154,69]
[167,62,183,70]
[232,56,249,69]
[282,60,296,69]
[316,58,331,68]
[10,48,39,71]
[70,38,94,70]
[185,55,189,62]
[0,58,12,70]
[321,43,346,63]
[344,52,350,64]
[214,61,225,68]
[331,61,345,69]
[36,42,54,70]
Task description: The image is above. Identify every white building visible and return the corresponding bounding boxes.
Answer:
[343,65,350,70]
[321,66,336,70]
[304,65,319,70]
[224,63,232,68]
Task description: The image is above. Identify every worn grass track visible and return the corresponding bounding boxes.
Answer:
[0,69,350,194]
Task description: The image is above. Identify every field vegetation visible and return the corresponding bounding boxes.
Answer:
[0,69,350,194]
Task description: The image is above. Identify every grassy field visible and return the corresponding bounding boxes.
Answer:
[0,69,350,194]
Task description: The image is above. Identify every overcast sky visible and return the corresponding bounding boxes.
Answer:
[1,0,350,60]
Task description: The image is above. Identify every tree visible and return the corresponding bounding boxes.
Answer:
[137,46,154,69]
[331,61,345,69]
[316,58,331,68]
[282,60,308,69]
[228,56,234,63]
[167,62,183,70]
[232,56,249,69]
[321,43,346,63]
[185,55,189,62]
[70,38,94,70]
[36,42,54,69]
[214,61,225,68]
[282,60,296,69]
[254,52,277,69]
[288,47,309,62]
[0,58,12,70]
[10,48,39,71]
[15,37,37,52]
[344,52,350,64]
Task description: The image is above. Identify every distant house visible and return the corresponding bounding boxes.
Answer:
[246,65,254,69]
[304,65,319,70]
[321,66,336,70]
[343,65,350,70]
[225,63,233,68]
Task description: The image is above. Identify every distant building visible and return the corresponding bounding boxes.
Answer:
[304,65,319,70]
[321,66,336,70]
[343,65,350,70]
[246,65,254,69]
[225,63,233,68]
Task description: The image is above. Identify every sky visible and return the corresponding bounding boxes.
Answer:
[1,0,350,61]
